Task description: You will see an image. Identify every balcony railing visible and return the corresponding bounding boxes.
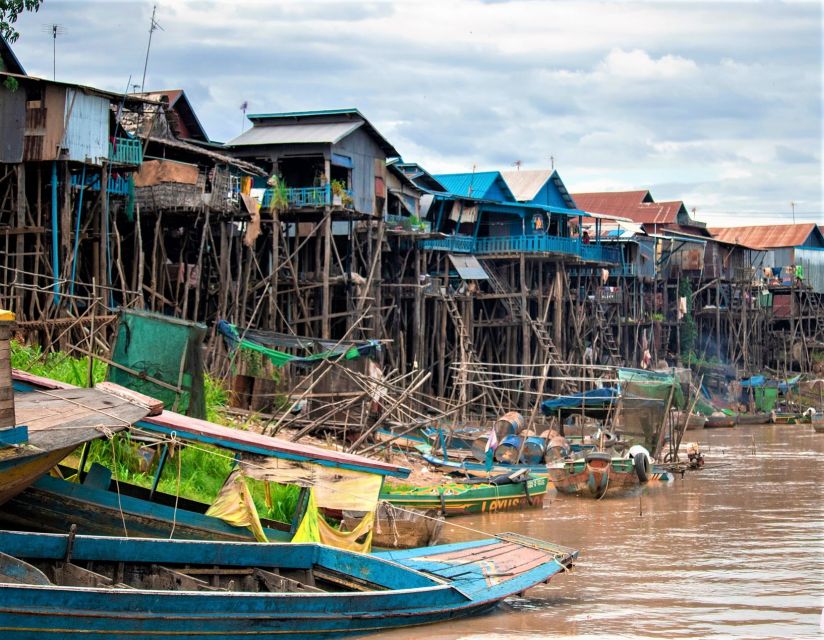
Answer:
[70,172,131,196]
[420,234,621,263]
[419,234,475,253]
[262,184,354,209]
[108,137,142,165]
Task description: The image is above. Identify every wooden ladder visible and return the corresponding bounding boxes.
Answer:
[594,303,623,366]
[482,262,576,394]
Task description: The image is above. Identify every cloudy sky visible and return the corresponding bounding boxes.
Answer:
[10,0,823,226]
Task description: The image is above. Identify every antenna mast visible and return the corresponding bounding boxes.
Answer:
[141,5,164,92]
[41,24,66,81]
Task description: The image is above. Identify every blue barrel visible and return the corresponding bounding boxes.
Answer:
[494,435,522,464]
[521,436,547,465]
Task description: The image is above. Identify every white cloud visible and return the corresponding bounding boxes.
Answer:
[9,0,821,222]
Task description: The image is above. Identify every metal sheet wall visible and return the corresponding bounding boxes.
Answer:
[796,247,824,293]
[63,89,109,165]
[0,88,25,162]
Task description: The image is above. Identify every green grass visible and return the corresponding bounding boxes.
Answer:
[12,340,296,524]
[10,340,106,387]
[81,433,299,524]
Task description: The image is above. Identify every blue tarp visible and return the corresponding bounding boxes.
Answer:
[740,375,766,388]
[541,387,620,415]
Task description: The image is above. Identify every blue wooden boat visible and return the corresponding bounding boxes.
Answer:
[0,372,152,505]
[6,370,410,549]
[421,450,549,478]
[0,529,577,639]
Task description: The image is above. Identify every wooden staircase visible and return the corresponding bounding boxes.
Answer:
[482,262,576,394]
[594,303,623,366]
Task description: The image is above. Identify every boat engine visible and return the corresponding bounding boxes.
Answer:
[685,442,704,469]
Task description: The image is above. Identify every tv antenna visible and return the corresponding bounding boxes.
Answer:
[140,4,164,92]
[41,24,66,81]
[240,100,249,134]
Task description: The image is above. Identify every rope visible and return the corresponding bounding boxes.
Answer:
[169,432,182,539]
[104,427,129,537]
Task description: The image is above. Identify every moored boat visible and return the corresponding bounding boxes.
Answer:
[0,529,577,639]
[7,370,410,552]
[704,414,736,429]
[380,473,549,516]
[548,449,671,499]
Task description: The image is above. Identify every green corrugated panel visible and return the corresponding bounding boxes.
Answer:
[755,387,778,412]
[107,309,207,418]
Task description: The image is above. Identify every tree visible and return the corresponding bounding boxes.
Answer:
[1,0,42,43]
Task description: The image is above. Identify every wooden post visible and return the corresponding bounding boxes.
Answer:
[321,211,332,339]
[0,316,15,429]
[15,165,25,315]
[520,253,529,412]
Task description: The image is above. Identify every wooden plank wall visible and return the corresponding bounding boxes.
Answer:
[0,320,14,428]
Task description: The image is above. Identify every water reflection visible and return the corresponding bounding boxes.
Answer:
[361,425,823,639]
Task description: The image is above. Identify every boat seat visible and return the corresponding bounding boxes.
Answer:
[53,562,132,589]
[253,568,323,593]
[150,565,222,591]
[82,463,112,491]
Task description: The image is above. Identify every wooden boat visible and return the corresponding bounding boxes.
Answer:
[0,529,577,639]
[373,427,431,451]
[1,374,152,505]
[548,451,672,499]
[735,413,772,426]
[362,503,444,549]
[812,414,824,433]
[420,450,548,479]
[704,415,736,429]
[381,474,549,516]
[679,413,708,431]
[6,371,410,550]
[773,412,801,424]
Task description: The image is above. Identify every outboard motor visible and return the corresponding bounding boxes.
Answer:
[685,442,704,469]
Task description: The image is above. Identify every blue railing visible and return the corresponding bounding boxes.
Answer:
[70,172,131,196]
[419,235,475,253]
[420,234,621,263]
[261,184,354,209]
[108,137,142,165]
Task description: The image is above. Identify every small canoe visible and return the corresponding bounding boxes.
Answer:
[0,529,577,638]
[704,415,736,429]
[381,475,549,516]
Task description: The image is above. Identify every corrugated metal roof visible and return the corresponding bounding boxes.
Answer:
[433,171,516,201]
[242,108,400,157]
[573,191,687,225]
[448,254,489,280]
[709,223,822,249]
[500,169,553,201]
[226,121,363,147]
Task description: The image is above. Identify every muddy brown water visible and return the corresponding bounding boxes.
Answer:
[363,424,823,639]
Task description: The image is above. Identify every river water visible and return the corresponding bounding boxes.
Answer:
[365,424,823,640]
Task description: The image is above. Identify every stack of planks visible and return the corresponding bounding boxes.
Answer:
[0,315,14,429]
